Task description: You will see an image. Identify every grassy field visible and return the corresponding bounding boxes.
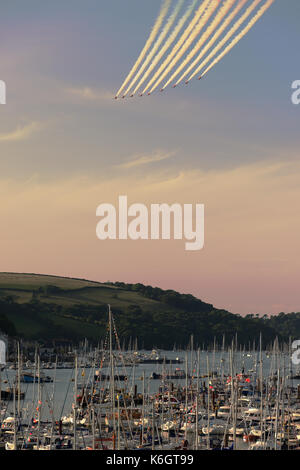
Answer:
[0,273,175,311]
[0,272,103,290]
[0,272,180,342]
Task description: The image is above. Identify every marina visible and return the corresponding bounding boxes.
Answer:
[1,307,300,451]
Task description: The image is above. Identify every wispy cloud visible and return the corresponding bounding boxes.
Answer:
[0,122,41,143]
[66,87,114,101]
[117,150,175,169]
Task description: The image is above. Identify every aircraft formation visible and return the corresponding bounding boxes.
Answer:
[115,0,274,99]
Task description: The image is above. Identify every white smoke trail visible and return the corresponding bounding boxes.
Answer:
[124,0,182,97]
[188,0,262,81]
[164,0,236,89]
[115,0,171,98]
[176,0,242,85]
[149,0,218,94]
[143,0,212,95]
[135,0,198,96]
[200,0,274,78]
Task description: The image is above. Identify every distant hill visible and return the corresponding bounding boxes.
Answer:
[0,273,298,348]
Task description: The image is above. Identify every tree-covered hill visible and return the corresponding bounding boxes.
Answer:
[0,273,298,348]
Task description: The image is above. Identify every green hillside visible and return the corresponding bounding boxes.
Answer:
[0,272,189,312]
[0,273,299,348]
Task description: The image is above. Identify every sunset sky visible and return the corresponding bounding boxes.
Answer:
[0,0,299,315]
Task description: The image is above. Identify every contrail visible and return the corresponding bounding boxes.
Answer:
[115,0,171,98]
[116,0,274,99]
[149,0,218,94]
[176,0,242,85]
[187,0,262,82]
[123,0,181,97]
[164,0,236,89]
[131,0,186,96]
[200,0,274,78]
[135,0,198,96]
[143,0,212,95]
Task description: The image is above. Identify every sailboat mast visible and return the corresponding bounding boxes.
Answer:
[37,354,41,451]
[259,333,264,444]
[13,384,17,450]
[108,305,116,439]
[17,342,21,418]
[184,352,188,441]
[73,354,78,450]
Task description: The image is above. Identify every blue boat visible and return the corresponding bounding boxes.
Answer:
[21,373,53,383]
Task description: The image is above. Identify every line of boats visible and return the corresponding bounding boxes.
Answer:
[6,352,183,372]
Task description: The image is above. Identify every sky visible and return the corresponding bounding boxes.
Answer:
[0,0,299,315]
